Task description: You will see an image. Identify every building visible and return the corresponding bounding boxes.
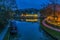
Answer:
[20,13,38,22]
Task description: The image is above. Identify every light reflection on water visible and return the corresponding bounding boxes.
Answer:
[11,21,54,40]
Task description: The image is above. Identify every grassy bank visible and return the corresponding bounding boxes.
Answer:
[0,24,6,33]
[3,28,10,40]
[0,27,5,33]
[40,18,60,40]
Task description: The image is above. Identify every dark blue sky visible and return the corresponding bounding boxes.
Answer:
[16,0,51,9]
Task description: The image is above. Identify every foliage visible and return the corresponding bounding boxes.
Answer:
[0,4,9,31]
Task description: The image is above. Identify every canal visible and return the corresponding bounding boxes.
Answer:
[9,20,55,40]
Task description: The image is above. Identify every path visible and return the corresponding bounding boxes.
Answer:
[42,18,60,32]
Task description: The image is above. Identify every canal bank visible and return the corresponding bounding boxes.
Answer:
[40,18,60,40]
[0,25,9,40]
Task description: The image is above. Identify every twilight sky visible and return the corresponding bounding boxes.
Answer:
[16,0,51,9]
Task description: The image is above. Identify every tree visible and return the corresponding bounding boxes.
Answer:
[0,4,8,30]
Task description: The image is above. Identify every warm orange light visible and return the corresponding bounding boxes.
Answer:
[21,14,38,16]
[46,16,60,26]
[25,14,38,17]
[26,19,38,22]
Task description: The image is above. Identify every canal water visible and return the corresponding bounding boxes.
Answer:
[9,20,55,40]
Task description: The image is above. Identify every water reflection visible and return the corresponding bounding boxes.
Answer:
[9,20,55,40]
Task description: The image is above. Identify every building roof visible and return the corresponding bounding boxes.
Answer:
[47,4,60,11]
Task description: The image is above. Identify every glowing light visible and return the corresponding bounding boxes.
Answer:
[20,14,38,22]
[46,16,60,26]
[26,19,38,22]
[21,14,38,17]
